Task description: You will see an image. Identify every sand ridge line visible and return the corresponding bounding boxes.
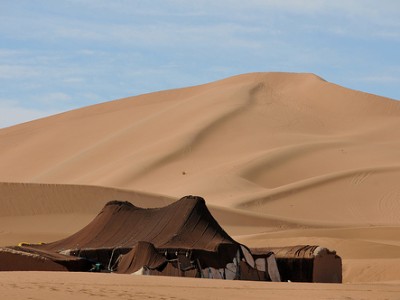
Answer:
[237,166,400,206]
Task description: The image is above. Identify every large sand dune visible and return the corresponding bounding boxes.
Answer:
[1,73,399,224]
[1,72,400,298]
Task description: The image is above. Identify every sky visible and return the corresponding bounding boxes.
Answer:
[1,0,399,128]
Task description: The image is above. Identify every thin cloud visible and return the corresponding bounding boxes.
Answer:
[0,0,399,128]
[0,64,41,79]
[37,92,73,106]
[356,75,400,84]
[0,100,59,129]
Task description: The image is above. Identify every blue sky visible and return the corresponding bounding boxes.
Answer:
[1,0,399,128]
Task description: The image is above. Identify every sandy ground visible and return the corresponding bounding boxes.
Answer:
[1,72,400,298]
[1,272,400,300]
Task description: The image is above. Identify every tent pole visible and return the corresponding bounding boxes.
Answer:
[196,259,203,278]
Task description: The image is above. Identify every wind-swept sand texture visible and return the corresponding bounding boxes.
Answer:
[1,72,400,298]
[1,272,400,300]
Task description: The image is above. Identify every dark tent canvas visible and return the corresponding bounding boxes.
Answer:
[40,196,236,253]
[251,245,342,283]
[0,245,92,272]
[2,195,280,281]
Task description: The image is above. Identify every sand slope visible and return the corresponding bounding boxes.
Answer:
[1,72,400,288]
[1,73,399,226]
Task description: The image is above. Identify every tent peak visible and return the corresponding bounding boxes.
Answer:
[177,195,205,204]
[104,200,136,208]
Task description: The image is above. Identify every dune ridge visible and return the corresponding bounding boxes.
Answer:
[0,182,173,216]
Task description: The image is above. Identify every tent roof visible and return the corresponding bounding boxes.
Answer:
[41,195,237,252]
[251,245,332,259]
[0,246,91,271]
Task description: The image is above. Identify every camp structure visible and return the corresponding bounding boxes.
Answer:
[0,245,92,272]
[2,195,281,281]
[251,245,342,283]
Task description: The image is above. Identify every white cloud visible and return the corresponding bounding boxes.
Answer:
[2,1,399,50]
[77,49,98,56]
[63,77,85,84]
[1,0,399,105]
[356,75,400,84]
[0,64,41,79]
[0,49,27,58]
[37,92,73,106]
[0,100,59,129]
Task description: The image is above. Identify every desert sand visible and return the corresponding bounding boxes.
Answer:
[1,272,400,300]
[1,72,400,298]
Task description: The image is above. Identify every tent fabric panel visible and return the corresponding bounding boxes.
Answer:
[114,242,167,274]
[239,261,265,281]
[38,196,236,253]
[312,253,342,283]
[267,254,281,282]
[0,247,92,272]
[147,261,198,277]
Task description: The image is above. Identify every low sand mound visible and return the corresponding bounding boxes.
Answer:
[0,182,293,247]
[0,182,173,216]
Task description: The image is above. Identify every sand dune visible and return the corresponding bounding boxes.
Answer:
[1,72,400,296]
[1,73,399,219]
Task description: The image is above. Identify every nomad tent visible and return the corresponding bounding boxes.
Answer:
[1,196,280,281]
[251,245,342,283]
[0,245,92,272]
[1,196,341,282]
